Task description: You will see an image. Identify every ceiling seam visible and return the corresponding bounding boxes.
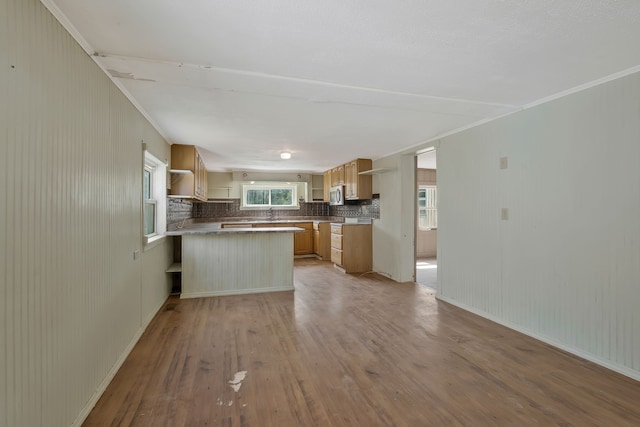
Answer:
[95,52,519,110]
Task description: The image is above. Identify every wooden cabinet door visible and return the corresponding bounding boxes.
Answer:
[199,155,208,200]
[323,170,331,202]
[293,223,313,255]
[331,165,345,186]
[344,160,355,199]
[345,159,372,200]
[171,145,208,201]
[313,230,319,254]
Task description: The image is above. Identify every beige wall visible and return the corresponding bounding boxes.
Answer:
[416,168,437,258]
[371,155,416,282]
[1,1,173,425]
[374,70,640,381]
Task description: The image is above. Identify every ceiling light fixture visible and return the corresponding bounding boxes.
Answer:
[280,152,291,160]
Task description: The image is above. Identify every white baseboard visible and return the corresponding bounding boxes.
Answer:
[436,295,640,382]
[71,296,169,427]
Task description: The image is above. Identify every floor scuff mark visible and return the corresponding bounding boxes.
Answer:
[229,371,248,392]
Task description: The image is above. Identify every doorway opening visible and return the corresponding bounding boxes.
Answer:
[415,148,437,291]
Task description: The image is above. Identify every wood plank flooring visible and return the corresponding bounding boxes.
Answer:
[83,258,640,426]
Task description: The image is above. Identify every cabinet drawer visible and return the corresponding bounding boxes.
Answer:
[330,233,343,250]
[330,225,343,235]
[331,247,343,266]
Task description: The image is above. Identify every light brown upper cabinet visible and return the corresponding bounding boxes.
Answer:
[324,158,373,202]
[330,165,345,187]
[323,170,332,202]
[170,144,208,201]
[344,158,372,200]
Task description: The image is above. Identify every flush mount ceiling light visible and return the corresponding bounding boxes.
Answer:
[280,152,291,160]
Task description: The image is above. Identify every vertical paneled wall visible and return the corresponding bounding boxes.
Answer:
[1,1,173,426]
[437,71,640,379]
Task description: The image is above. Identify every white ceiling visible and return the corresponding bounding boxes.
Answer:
[43,0,640,172]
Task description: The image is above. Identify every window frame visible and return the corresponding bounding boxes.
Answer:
[143,150,167,249]
[241,183,299,209]
[143,165,157,237]
[417,185,437,231]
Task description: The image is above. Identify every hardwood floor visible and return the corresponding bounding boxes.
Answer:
[84,259,640,426]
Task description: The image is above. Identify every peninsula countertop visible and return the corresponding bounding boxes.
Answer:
[165,223,304,236]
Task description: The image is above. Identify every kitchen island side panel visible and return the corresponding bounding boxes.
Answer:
[181,232,295,298]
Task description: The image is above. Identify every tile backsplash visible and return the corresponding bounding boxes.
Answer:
[193,200,329,219]
[167,198,193,225]
[329,197,380,219]
[167,196,380,222]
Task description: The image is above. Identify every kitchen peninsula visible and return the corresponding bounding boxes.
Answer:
[166,223,303,298]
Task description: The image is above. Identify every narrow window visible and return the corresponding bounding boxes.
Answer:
[143,166,157,236]
[143,150,167,246]
[418,186,437,230]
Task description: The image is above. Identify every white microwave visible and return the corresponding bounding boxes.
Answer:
[329,185,344,205]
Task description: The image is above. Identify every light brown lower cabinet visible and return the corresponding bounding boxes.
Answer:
[313,222,331,260]
[330,223,372,273]
[293,222,313,255]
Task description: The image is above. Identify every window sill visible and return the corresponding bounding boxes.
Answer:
[144,234,167,251]
[239,206,300,211]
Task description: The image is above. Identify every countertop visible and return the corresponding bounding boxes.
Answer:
[166,217,372,235]
[166,223,304,236]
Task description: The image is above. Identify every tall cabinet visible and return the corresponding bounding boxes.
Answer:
[170,144,208,201]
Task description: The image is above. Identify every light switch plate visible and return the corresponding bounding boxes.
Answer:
[500,156,508,170]
[501,208,509,220]
[133,250,140,260]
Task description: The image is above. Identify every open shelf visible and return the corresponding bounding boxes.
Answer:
[358,168,394,175]
[169,169,194,175]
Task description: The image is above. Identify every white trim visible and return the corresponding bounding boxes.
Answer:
[436,295,640,383]
[143,234,166,251]
[143,151,167,249]
[384,65,640,160]
[39,0,94,55]
[180,286,295,299]
[241,183,299,208]
[39,1,172,145]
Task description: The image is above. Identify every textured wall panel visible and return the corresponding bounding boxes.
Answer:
[1,1,173,426]
[181,232,295,298]
[437,71,640,380]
